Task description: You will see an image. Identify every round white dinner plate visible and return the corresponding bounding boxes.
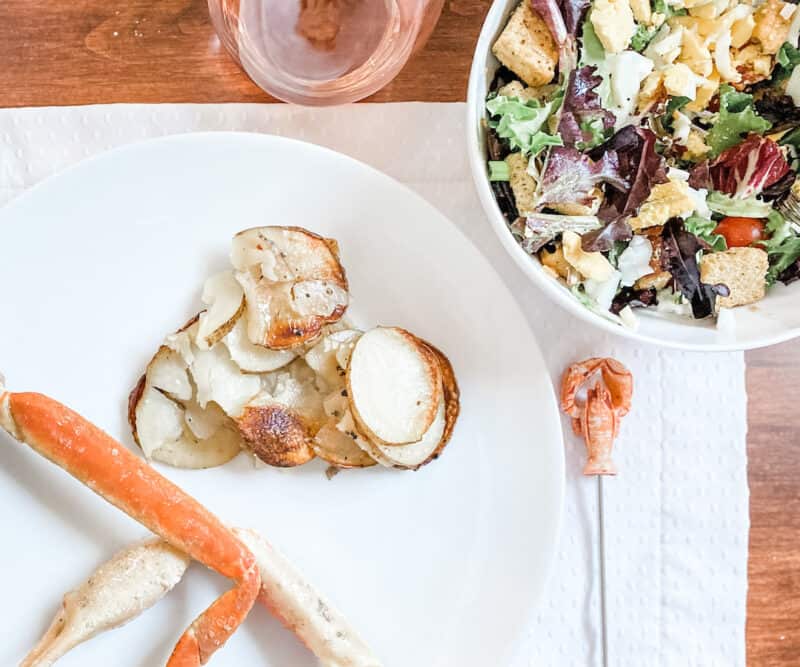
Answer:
[0,132,563,666]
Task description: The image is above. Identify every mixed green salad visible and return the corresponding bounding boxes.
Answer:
[486,0,800,325]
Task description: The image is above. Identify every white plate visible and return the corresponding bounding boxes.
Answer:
[0,132,563,667]
[467,0,800,351]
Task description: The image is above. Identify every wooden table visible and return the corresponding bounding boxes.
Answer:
[1,0,798,662]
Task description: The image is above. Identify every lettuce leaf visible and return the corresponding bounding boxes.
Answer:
[558,65,616,149]
[684,215,727,252]
[630,24,657,52]
[690,135,790,199]
[538,146,626,209]
[486,95,563,156]
[774,42,800,83]
[653,0,687,19]
[661,218,725,318]
[761,210,800,285]
[706,85,772,157]
[589,126,668,223]
[706,191,773,217]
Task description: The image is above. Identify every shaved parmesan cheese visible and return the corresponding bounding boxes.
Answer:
[645,24,683,68]
[608,51,655,123]
[618,306,640,330]
[617,236,654,287]
[789,3,800,46]
[583,270,622,311]
[688,186,711,218]
[673,111,692,143]
[714,31,739,82]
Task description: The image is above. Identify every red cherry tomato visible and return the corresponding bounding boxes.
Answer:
[713,217,766,247]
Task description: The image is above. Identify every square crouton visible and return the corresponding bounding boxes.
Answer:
[492,2,558,87]
[700,247,768,309]
[505,152,537,215]
[497,80,539,102]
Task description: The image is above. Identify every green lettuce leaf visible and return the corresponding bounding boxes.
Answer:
[683,215,727,251]
[775,42,800,83]
[706,191,773,217]
[661,95,690,131]
[631,24,657,52]
[653,0,687,19]
[761,210,800,285]
[706,85,771,157]
[486,95,563,156]
[577,116,611,150]
[580,18,606,65]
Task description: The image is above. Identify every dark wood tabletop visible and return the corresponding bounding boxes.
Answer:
[1,0,797,662]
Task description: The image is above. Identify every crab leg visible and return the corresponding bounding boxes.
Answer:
[0,391,260,666]
[23,530,382,667]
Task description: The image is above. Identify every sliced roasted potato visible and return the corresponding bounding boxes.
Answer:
[421,344,460,466]
[364,399,446,469]
[312,422,376,468]
[237,402,315,467]
[260,358,327,429]
[146,347,192,402]
[235,358,326,467]
[189,344,262,418]
[304,329,362,389]
[231,227,348,349]
[346,327,442,446]
[223,317,296,373]
[196,271,245,350]
[129,378,241,469]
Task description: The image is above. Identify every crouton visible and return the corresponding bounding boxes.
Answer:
[539,244,571,278]
[699,247,768,308]
[497,80,539,102]
[629,181,695,231]
[505,152,537,214]
[752,0,793,55]
[492,2,558,87]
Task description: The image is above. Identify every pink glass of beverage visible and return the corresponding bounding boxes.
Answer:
[208,0,445,105]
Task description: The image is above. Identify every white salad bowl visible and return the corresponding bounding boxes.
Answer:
[467,0,800,351]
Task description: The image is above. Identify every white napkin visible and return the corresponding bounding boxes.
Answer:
[0,103,748,666]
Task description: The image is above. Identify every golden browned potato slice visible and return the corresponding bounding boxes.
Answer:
[235,358,326,467]
[346,327,442,446]
[196,271,245,350]
[237,403,315,467]
[231,226,349,350]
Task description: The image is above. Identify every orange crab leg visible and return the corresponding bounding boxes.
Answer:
[0,392,260,666]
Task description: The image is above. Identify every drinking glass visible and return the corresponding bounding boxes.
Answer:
[208,0,445,105]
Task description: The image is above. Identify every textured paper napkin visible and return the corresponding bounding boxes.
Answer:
[0,103,748,666]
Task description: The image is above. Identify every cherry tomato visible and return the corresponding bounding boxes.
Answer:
[713,217,766,248]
